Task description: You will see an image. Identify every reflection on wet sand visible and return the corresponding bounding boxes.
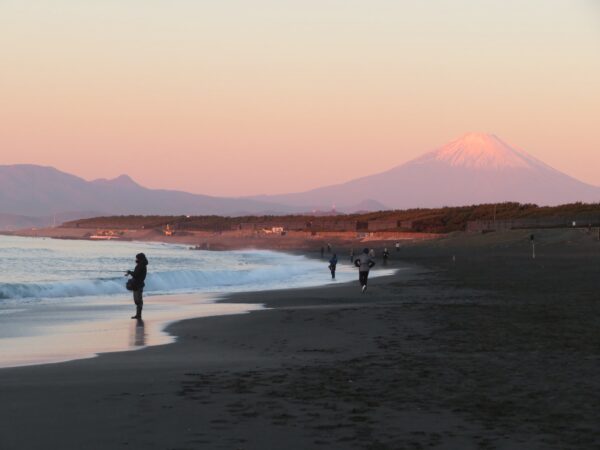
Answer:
[0,294,263,368]
[129,319,146,347]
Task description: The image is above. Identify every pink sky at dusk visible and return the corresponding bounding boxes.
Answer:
[1,0,599,197]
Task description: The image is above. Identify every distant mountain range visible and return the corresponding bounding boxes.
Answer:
[0,165,365,229]
[0,165,297,222]
[251,133,600,209]
[1,133,598,230]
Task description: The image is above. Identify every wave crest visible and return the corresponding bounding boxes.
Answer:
[0,265,313,300]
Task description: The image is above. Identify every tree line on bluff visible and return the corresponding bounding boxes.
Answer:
[63,203,600,234]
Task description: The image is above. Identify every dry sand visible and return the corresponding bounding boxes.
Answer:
[0,229,599,449]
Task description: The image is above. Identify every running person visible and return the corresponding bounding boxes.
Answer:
[354,248,375,292]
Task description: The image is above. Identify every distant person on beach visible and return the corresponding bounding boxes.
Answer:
[328,254,338,279]
[383,248,390,265]
[350,248,354,263]
[126,253,148,320]
[369,248,375,258]
[395,242,400,252]
[327,243,332,253]
[320,246,325,258]
[355,248,375,293]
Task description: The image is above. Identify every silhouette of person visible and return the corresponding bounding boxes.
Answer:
[126,253,148,319]
[383,248,390,265]
[354,248,375,293]
[328,254,338,279]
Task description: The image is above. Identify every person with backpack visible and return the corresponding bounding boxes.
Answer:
[126,253,148,320]
[354,248,375,292]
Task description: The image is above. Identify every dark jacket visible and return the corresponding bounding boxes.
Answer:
[128,253,148,290]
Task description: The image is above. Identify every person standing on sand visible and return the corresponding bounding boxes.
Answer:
[355,248,375,293]
[383,248,390,265]
[320,246,325,258]
[328,254,338,279]
[395,242,400,252]
[369,248,375,258]
[350,248,354,263]
[126,253,148,320]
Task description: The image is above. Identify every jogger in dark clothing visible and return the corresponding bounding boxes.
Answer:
[126,253,148,319]
[359,271,369,287]
[354,248,375,292]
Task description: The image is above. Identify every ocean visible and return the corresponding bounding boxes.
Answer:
[0,235,391,368]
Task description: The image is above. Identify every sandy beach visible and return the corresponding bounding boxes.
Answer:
[0,229,599,449]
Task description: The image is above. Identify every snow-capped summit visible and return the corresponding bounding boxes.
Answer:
[252,133,600,209]
[413,132,544,171]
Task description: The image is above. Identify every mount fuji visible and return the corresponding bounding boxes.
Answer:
[1,133,597,229]
[253,133,600,209]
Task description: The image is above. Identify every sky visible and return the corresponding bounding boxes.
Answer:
[1,0,599,196]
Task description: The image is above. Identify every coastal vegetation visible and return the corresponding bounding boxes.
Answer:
[63,202,600,234]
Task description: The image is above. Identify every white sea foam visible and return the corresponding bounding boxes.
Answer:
[0,236,382,300]
[0,278,125,300]
[0,264,340,300]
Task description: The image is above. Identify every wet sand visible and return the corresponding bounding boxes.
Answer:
[0,229,599,449]
[0,293,264,369]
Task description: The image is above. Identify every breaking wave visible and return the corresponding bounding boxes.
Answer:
[0,264,324,300]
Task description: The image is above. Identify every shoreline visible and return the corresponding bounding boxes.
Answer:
[0,235,397,369]
[0,270,396,370]
[0,229,598,449]
[0,291,265,370]
[2,226,443,253]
